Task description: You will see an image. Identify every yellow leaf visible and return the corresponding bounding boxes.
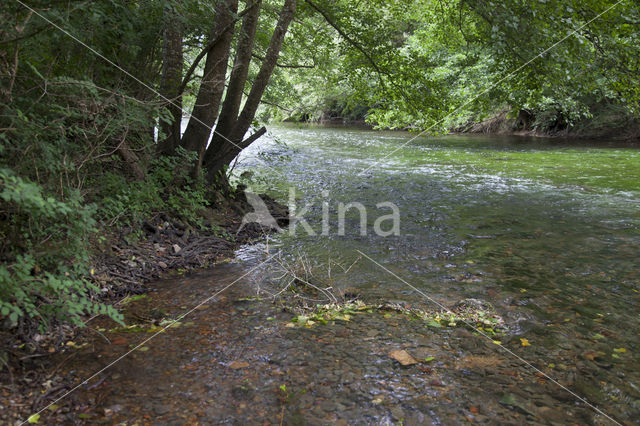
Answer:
[90,268,95,275]
[27,414,40,424]
[492,340,501,345]
[520,338,531,347]
[613,348,627,353]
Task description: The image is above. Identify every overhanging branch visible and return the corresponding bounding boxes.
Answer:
[251,53,315,69]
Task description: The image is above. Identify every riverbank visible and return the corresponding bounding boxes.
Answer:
[0,190,288,425]
[284,107,640,142]
[454,109,640,141]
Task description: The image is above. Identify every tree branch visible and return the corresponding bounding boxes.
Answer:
[178,1,261,95]
[251,53,315,69]
[303,0,420,114]
[240,126,267,148]
[304,0,386,88]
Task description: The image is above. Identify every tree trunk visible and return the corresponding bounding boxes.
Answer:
[180,0,238,173]
[203,0,297,183]
[205,0,262,161]
[117,140,146,181]
[157,0,183,155]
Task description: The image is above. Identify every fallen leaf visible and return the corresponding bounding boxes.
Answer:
[520,338,531,347]
[582,351,599,361]
[27,413,40,424]
[500,394,517,406]
[389,350,418,366]
[112,337,127,345]
[469,407,479,414]
[229,361,250,369]
[613,348,627,353]
[492,340,501,345]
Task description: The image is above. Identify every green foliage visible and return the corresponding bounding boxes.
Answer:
[0,169,122,331]
[97,148,209,230]
[266,0,639,133]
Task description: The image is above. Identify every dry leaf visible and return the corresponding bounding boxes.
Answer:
[389,350,418,366]
[228,361,250,369]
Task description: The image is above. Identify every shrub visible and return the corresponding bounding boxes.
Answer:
[97,148,209,230]
[0,168,122,334]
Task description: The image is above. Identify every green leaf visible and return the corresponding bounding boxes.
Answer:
[499,394,517,406]
[27,413,40,423]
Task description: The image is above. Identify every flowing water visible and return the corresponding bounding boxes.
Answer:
[54,126,639,424]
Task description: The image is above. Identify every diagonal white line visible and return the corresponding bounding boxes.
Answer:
[20,252,279,425]
[14,0,284,179]
[356,0,625,177]
[356,249,622,425]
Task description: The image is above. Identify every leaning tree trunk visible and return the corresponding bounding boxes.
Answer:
[180,0,238,174]
[157,0,183,155]
[206,0,262,156]
[203,0,298,185]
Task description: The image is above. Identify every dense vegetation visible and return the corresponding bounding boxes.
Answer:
[266,0,640,134]
[1,0,638,337]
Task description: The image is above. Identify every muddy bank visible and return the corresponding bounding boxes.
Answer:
[0,191,288,425]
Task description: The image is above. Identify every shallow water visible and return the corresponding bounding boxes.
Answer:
[54,126,639,424]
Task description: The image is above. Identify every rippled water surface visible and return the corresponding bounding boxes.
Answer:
[58,126,639,424]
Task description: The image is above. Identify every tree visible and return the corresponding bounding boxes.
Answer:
[158,0,184,156]
[175,0,297,186]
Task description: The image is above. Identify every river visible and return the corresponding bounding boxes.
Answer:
[56,125,639,424]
